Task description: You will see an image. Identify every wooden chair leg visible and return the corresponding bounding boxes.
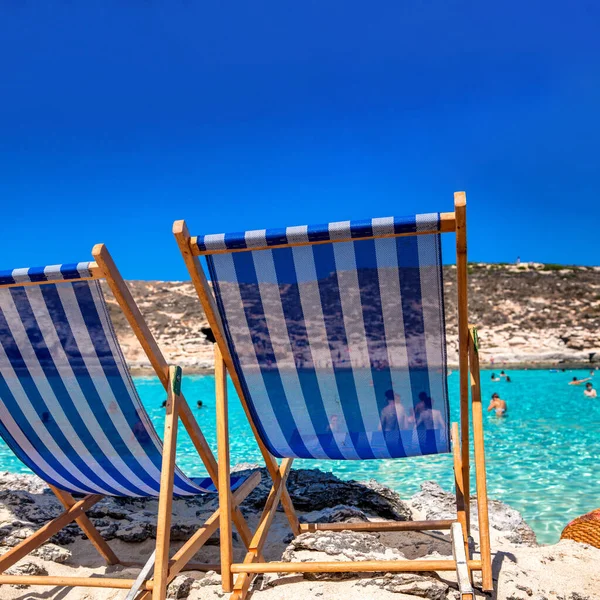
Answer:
[215,344,234,592]
[50,485,119,565]
[231,459,293,600]
[152,366,182,600]
[451,423,471,575]
[469,327,493,592]
[0,494,103,574]
[455,192,471,536]
[451,523,474,600]
[134,471,261,600]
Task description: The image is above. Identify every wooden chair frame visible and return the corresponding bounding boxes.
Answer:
[0,245,260,600]
[174,191,493,600]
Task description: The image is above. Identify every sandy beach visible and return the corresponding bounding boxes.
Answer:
[1,468,598,600]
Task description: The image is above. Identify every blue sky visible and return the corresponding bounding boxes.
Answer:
[1,1,599,279]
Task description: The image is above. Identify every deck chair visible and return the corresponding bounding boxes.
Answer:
[174,191,493,600]
[0,245,261,600]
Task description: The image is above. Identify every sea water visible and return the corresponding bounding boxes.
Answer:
[0,369,598,544]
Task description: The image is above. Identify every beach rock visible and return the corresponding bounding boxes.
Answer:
[32,543,71,563]
[0,472,47,494]
[354,573,449,599]
[167,575,195,599]
[300,505,370,524]
[1,525,37,547]
[245,468,412,521]
[193,570,226,597]
[6,561,48,588]
[196,570,222,588]
[102,266,600,371]
[114,520,153,543]
[411,481,537,546]
[282,530,406,581]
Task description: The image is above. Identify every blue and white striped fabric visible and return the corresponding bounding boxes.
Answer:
[0,263,94,286]
[196,214,439,252]
[0,266,246,497]
[205,213,450,461]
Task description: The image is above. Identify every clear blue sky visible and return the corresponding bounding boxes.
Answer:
[1,2,599,279]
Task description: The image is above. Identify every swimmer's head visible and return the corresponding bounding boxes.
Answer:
[586,382,593,389]
[573,377,578,381]
[491,393,499,399]
[385,389,400,402]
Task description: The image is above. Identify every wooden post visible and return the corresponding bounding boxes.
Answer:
[468,327,493,591]
[173,220,300,537]
[152,366,182,600]
[451,423,471,570]
[451,522,474,600]
[215,344,234,592]
[454,191,470,534]
[229,558,483,574]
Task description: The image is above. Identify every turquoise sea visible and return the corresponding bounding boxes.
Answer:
[0,369,598,544]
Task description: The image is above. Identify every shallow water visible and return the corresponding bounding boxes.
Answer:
[0,369,598,544]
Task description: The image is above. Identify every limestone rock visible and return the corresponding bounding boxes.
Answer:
[245,468,412,521]
[411,481,537,546]
[355,573,449,599]
[31,543,71,563]
[0,472,47,494]
[6,561,48,588]
[115,520,153,543]
[167,575,195,599]
[282,530,406,581]
[196,571,221,587]
[300,505,370,524]
[100,267,600,371]
[284,530,406,562]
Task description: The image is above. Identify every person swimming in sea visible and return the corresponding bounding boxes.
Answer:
[500,370,507,378]
[415,394,446,431]
[506,375,512,383]
[569,376,592,386]
[487,392,507,417]
[491,373,501,382]
[584,382,597,398]
[379,389,408,431]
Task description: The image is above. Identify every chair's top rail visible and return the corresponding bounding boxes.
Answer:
[192,211,456,256]
[0,262,102,289]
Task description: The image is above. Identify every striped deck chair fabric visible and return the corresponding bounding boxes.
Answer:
[0,263,245,497]
[198,213,450,461]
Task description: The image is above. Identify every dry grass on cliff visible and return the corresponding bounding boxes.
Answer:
[101,263,600,368]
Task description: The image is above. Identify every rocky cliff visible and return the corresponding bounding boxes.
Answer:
[102,262,600,371]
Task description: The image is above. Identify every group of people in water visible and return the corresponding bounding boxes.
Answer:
[487,368,598,418]
[379,389,445,432]
[488,371,510,416]
[161,368,596,430]
[569,371,597,398]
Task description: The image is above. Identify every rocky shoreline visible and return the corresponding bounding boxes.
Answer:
[103,263,600,372]
[0,468,598,599]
